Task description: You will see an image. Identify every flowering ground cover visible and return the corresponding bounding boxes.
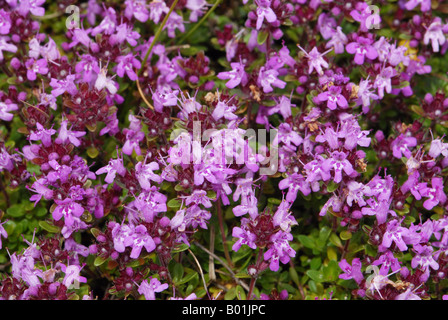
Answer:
[0,0,448,301]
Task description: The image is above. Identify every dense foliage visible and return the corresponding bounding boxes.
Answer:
[1,0,448,300]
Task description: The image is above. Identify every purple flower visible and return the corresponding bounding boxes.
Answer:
[279,172,311,202]
[258,66,286,93]
[148,0,169,24]
[0,9,12,34]
[372,250,402,276]
[109,23,141,47]
[217,61,248,89]
[164,12,185,38]
[374,66,395,99]
[212,99,239,121]
[404,0,431,12]
[0,36,18,61]
[61,264,87,289]
[273,200,298,233]
[53,198,84,227]
[96,153,127,184]
[264,231,296,272]
[418,177,447,210]
[297,46,331,75]
[129,225,156,259]
[25,58,48,81]
[350,2,381,32]
[18,0,46,17]
[122,115,145,156]
[27,177,54,206]
[47,159,72,183]
[382,219,409,252]
[115,54,141,81]
[346,36,378,65]
[325,26,347,54]
[0,219,8,249]
[411,244,439,282]
[356,78,379,112]
[125,0,150,23]
[75,54,100,83]
[315,85,348,110]
[29,122,56,147]
[138,277,169,300]
[186,0,208,22]
[338,258,364,284]
[135,160,162,190]
[391,133,417,159]
[322,151,355,184]
[0,101,18,121]
[232,221,257,252]
[255,0,277,30]
[56,120,86,147]
[151,87,179,113]
[424,19,447,53]
[429,138,448,158]
[50,75,78,97]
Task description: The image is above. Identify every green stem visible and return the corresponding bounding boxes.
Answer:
[178,0,222,44]
[138,0,179,77]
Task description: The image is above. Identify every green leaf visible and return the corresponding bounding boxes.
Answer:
[340,230,352,240]
[172,243,190,253]
[298,235,316,250]
[326,181,339,193]
[38,221,61,233]
[167,198,181,208]
[306,270,325,283]
[94,256,108,267]
[257,31,269,45]
[172,263,184,283]
[329,233,343,248]
[176,271,198,286]
[236,285,246,300]
[6,204,25,218]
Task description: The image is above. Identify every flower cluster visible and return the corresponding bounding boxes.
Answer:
[0,0,448,301]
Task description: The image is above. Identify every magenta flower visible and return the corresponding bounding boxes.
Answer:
[297,46,332,75]
[61,264,87,289]
[346,37,378,65]
[255,0,277,30]
[382,219,409,252]
[315,85,348,110]
[96,153,127,184]
[138,277,169,300]
[29,122,56,147]
[25,58,48,81]
[391,133,417,159]
[125,0,150,22]
[56,120,86,147]
[217,61,248,89]
[405,0,431,11]
[350,2,381,32]
[338,258,364,284]
[135,161,162,190]
[115,54,141,81]
[0,219,8,249]
[0,9,11,35]
[50,75,78,97]
[423,19,447,53]
[53,198,84,227]
[0,36,17,61]
[258,66,286,93]
[264,231,296,272]
[0,101,18,121]
[418,177,447,210]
